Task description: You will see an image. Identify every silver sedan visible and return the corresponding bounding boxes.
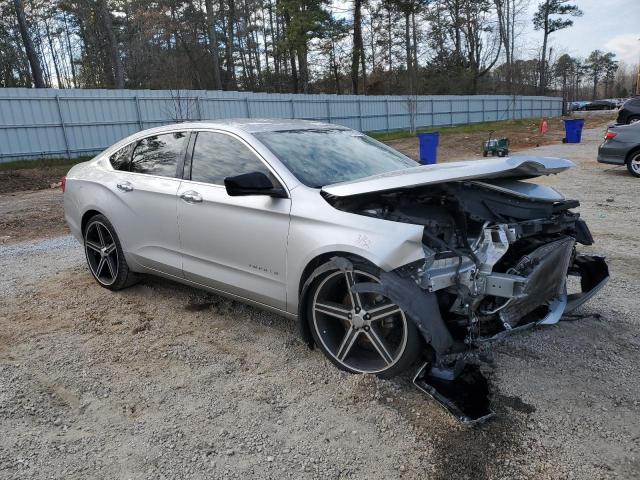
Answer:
[63,119,608,378]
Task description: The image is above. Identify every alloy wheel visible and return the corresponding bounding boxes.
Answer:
[85,221,119,286]
[631,155,640,175]
[311,269,408,374]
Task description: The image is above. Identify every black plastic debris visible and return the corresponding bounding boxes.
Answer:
[413,361,495,425]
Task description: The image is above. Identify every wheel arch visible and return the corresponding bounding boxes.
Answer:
[81,209,104,235]
[625,145,640,164]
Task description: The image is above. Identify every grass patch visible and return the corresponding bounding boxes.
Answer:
[0,156,92,171]
[370,118,542,142]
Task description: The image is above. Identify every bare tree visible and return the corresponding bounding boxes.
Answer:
[205,0,223,90]
[13,0,45,87]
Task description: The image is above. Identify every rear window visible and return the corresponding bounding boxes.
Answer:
[109,145,132,171]
[130,132,187,177]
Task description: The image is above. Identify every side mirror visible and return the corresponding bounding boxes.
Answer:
[224,171,287,198]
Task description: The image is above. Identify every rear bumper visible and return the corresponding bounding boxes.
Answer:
[597,146,626,165]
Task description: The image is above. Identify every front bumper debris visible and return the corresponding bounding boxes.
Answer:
[413,361,494,425]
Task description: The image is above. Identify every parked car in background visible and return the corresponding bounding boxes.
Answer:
[570,101,590,111]
[616,97,640,124]
[598,121,640,177]
[610,98,627,108]
[584,100,617,111]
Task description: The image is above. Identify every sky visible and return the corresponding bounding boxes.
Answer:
[522,0,640,65]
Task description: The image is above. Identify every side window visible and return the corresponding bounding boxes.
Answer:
[190,132,276,185]
[130,132,186,177]
[109,144,132,171]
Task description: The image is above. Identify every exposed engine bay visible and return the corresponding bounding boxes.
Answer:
[325,179,608,348]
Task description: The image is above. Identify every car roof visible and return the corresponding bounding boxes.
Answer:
[154,118,348,134]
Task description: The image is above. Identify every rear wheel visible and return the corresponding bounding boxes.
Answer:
[627,151,640,178]
[307,261,422,378]
[627,116,640,125]
[83,214,137,290]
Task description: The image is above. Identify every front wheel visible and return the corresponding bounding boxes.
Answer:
[83,214,137,290]
[627,151,640,178]
[628,116,640,125]
[307,262,422,378]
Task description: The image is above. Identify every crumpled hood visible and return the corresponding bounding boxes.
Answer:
[321,155,575,197]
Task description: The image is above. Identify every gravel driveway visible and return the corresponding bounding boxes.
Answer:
[1,124,638,480]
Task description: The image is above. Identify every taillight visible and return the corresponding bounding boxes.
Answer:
[61,176,66,192]
[604,131,617,140]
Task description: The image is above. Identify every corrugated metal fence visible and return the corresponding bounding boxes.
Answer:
[0,88,562,162]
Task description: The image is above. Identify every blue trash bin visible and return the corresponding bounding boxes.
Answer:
[563,119,585,144]
[417,132,439,164]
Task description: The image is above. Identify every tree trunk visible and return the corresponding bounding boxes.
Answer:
[13,0,45,88]
[271,0,282,91]
[411,10,418,93]
[224,0,237,90]
[351,0,363,94]
[205,0,223,89]
[539,0,550,94]
[44,20,63,87]
[387,7,392,94]
[297,45,309,93]
[62,12,77,87]
[98,0,125,88]
[404,11,412,95]
[330,38,341,94]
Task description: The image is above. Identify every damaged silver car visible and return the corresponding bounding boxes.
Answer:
[64,120,608,416]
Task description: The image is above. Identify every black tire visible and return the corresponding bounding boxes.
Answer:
[627,116,640,125]
[626,151,640,178]
[307,259,423,378]
[83,214,138,290]
[482,151,488,157]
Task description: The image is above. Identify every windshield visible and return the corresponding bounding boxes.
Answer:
[254,129,416,187]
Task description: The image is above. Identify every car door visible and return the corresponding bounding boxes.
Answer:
[106,130,188,277]
[177,130,291,310]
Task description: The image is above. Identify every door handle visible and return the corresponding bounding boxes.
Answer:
[116,181,134,192]
[180,190,203,203]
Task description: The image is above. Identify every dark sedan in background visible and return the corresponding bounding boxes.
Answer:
[617,97,640,125]
[598,121,640,177]
[585,100,617,111]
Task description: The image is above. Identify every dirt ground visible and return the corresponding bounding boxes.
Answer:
[1,113,639,479]
[0,164,70,195]
[387,111,616,162]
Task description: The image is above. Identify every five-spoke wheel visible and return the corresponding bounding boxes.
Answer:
[308,264,422,377]
[85,220,118,286]
[83,214,137,290]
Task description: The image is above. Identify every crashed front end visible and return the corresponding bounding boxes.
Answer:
[404,181,609,345]
[323,156,609,422]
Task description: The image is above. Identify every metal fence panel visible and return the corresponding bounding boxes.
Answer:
[0,88,562,162]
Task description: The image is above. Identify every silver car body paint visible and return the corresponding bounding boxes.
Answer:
[321,155,575,197]
[63,119,580,319]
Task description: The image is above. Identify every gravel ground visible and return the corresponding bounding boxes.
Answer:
[1,119,638,479]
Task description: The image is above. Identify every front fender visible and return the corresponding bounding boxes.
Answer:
[285,188,425,315]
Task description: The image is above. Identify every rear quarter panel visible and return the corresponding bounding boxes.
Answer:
[64,158,138,260]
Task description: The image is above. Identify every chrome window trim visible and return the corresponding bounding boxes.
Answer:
[184,127,291,198]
